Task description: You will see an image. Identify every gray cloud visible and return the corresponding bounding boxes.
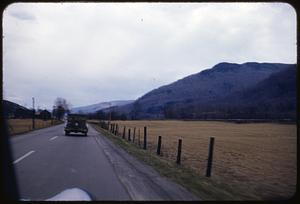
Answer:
[3,3,296,109]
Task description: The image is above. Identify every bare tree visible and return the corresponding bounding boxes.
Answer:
[53,97,71,120]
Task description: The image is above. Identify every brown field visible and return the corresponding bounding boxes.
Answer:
[107,120,296,200]
[6,119,62,135]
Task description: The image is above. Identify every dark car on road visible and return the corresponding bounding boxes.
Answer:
[64,114,88,136]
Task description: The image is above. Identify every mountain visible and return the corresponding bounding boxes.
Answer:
[224,65,296,106]
[121,62,295,119]
[164,66,296,120]
[223,65,297,119]
[3,100,32,118]
[70,100,134,114]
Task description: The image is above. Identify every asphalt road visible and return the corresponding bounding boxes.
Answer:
[10,123,199,201]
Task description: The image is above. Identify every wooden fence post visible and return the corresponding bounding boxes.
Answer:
[206,137,215,177]
[123,126,126,139]
[157,136,162,155]
[176,139,182,164]
[115,124,118,135]
[143,126,147,150]
[138,128,141,147]
[133,127,136,143]
[128,128,131,141]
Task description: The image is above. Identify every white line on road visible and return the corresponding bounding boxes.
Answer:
[13,150,35,164]
[49,136,58,141]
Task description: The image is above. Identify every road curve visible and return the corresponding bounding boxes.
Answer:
[9,123,199,201]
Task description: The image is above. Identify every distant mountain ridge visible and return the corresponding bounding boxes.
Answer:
[119,62,296,119]
[71,100,134,114]
[4,62,295,121]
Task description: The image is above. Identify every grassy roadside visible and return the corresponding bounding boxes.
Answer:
[7,119,64,136]
[90,122,250,200]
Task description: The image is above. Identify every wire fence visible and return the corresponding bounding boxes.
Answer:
[98,121,217,177]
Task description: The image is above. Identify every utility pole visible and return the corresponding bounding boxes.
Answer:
[32,97,35,129]
[109,102,112,122]
[51,105,55,125]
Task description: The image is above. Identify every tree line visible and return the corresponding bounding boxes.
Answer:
[85,110,127,120]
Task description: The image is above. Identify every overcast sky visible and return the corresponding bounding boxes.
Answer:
[3,2,296,110]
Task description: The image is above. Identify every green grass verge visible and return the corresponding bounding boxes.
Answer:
[90,122,252,200]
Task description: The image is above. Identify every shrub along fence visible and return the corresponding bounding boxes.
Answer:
[98,120,215,177]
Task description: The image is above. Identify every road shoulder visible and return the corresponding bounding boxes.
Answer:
[90,124,200,201]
